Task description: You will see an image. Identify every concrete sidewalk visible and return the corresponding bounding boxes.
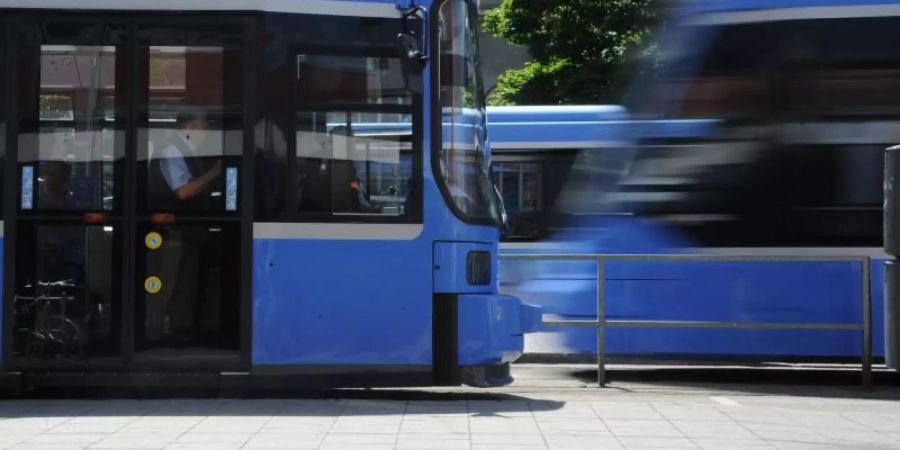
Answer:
[1,365,900,449]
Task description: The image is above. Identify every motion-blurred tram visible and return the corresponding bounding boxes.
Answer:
[497,0,900,359]
[0,0,541,390]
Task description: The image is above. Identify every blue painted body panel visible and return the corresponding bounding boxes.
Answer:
[458,294,526,365]
[502,248,885,358]
[434,241,496,294]
[252,238,434,365]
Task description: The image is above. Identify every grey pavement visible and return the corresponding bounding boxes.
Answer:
[2,364,900,449]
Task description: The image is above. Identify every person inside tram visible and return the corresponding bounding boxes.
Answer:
[155,112,222,208]
[148,111,222,344]
[297,124,382,214]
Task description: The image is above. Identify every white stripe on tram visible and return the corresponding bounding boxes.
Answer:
[254,222,422,240]
[0,0,401,18]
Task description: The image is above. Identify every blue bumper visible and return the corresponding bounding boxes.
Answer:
[457,294,542,366]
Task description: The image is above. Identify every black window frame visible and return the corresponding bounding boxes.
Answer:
[292,46,422,224]
[252,12,424,225]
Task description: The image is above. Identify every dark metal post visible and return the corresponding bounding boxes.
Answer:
[597,257,606,387]
[863,257,873,387]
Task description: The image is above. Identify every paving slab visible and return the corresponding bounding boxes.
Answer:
[0,364,899,449]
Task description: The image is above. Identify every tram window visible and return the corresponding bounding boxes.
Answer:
[296,111,414,217]
[142,46,243,213]
[652,17,900,120]
[295,53,417,219]
[297,55,411,106]
[25,45,120,211]
[493,162,542,214]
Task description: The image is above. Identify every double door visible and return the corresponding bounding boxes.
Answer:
[4,16,250,370]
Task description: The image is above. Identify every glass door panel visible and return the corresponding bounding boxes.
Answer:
[11,23,126,366]
[8,19,247,370]
[136,223,240,354]
[20,44,123,213]
[139,45,242,215]
[13,225,120,362]
[133,24,244,362]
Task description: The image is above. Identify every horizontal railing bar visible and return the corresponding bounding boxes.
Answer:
[543,320,600,327]
[608,320,860,330]
[544,319,860,331]
[500,253,869,263]
[507,252,872,387]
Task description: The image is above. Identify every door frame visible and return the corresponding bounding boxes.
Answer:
[0,11,255,373]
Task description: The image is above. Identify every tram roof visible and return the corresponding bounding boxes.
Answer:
[0,0,403,17]
[487,105,630,151]
[678,0,900,23]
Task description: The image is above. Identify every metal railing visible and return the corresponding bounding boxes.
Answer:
[501,253,873,386]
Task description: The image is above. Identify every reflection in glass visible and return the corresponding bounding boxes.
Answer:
[144,46,240,213]
[33,45,119,211]
[438,0,499,222]
[297,54,410,105]
[13,225,117,361]
[295,50,416,218]
[139,225,240,351]
[296,111,413,216]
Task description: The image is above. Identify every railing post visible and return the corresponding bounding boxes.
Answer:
[597,256,607,387]
[862,256,873,387]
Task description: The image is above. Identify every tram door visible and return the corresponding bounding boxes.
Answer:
[132,23,245,367]
[7,18,247,370]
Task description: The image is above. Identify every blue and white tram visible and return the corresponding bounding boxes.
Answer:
[0,0,540,390]
[494,103,888,359]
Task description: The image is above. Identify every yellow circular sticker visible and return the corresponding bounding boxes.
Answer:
[145,231,163,250]
[144,276,163,295]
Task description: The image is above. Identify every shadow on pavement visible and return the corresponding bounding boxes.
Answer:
[563,365,900,399]
[0,393,565,418]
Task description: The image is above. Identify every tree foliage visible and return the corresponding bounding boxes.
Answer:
[483,0,663,105]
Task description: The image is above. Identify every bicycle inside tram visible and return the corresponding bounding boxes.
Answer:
[0,0,540,390]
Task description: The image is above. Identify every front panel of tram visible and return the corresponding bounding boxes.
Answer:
[5,16,248,370]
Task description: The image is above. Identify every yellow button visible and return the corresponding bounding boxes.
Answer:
[144,276,162,295]
[145,231,163,250]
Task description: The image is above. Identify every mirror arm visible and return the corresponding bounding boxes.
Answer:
[400,5,429,62]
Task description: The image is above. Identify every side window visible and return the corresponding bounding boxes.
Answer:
[667,24,773,120]
[493,162,542,215]
[295,54,418,219]
[779,17,900,117]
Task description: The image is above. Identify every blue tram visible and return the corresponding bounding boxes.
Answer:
[0,0,540,389]
[497,0,900,361]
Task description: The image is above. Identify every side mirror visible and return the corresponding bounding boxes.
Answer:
[397,33,426,94]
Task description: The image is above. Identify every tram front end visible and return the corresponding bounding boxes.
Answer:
[0,0,539,390]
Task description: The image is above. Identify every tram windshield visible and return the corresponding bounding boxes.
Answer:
[437,0,500,224]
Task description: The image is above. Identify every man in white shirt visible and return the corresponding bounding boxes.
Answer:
[158,113,222,205]
[148,112,222,344]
